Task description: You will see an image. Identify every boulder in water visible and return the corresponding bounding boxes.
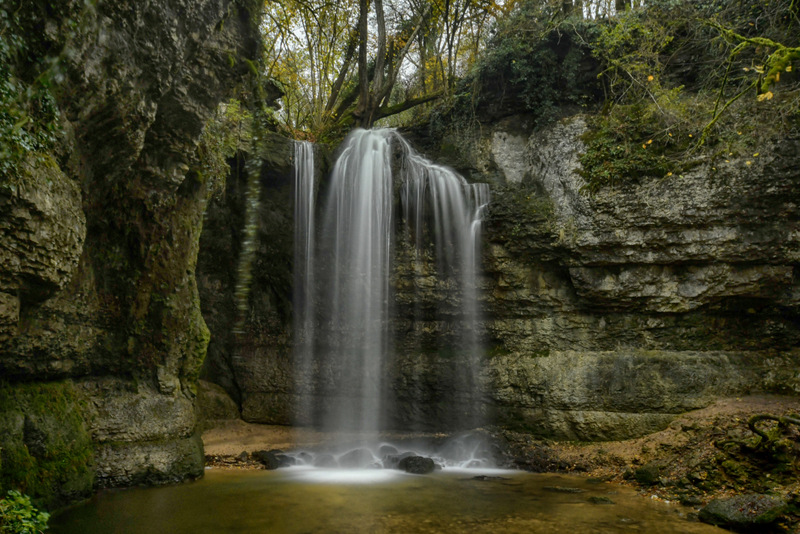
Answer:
[398,455,435,474]
[296,451,313,465]
[699,494,787,530]
[385,451,416,469]
[276,454,297,466]
[252,450,289,470]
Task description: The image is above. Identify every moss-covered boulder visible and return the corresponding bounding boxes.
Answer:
[699,494,788,531]
[0,381,93,508]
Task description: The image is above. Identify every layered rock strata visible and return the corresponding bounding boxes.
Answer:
[439,115,800,439]
[0,0,259,503]
[202,117,799,442]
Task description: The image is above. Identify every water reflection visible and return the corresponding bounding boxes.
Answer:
[52,469,729,533]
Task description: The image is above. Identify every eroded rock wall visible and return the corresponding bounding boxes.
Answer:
[427,114,800,440]
[0,0,259,504]
[197,134,322,424]
[201,117,799,441]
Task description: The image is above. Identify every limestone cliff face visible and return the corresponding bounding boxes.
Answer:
[0,0,259,504]
[202,117,798,441]
[197,133,301,424]
[433,115,800,440]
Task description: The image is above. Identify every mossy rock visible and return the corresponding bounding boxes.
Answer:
[0,381,94,508]
[634,461,663,486]
[196,379,240,427]
[699,494,788,530]
[721,459,749,482]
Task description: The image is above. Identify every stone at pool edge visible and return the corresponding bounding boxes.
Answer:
[384,451,416,469]
[698,494,788,530]
[252,450,293,470]
[398,455,436,474]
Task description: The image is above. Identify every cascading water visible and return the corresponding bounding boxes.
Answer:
[292,128,492,468]
[317,130,395,433]
[398,136,491,430]
[293,140,316,427]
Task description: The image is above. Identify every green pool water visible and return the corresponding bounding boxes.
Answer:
[51,468,728,533]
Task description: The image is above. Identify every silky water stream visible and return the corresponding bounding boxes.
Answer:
[52,131,727,533]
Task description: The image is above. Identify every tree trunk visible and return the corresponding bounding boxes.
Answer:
[354,0,433,128]
[325,26,359,114]
[355,0,370,127]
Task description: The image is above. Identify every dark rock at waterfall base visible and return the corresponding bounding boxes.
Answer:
[699,494,788,531]
[277,454,297,466]
[633,462,663,486]
[235,451,249,462]
[384,452,416,469]
[339,448,376,468]
[253,450,289,470]
[398,455,435,474]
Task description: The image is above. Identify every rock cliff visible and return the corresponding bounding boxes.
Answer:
[202,115,799,442]
[0,0,259,505]
[429,114,800,440]
[197,132,303,423]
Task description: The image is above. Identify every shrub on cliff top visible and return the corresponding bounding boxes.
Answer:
[447,1,602,126]
[579,0,799,192]
[427,0,798,192]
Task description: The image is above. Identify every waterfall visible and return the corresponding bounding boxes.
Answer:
[293,140,315,426]
[397,135,491,430]
[317,130,394,432]
[296,128,489,435]
[463,182,490,427]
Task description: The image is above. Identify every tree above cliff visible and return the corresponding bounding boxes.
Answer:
[261,0,508,137]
